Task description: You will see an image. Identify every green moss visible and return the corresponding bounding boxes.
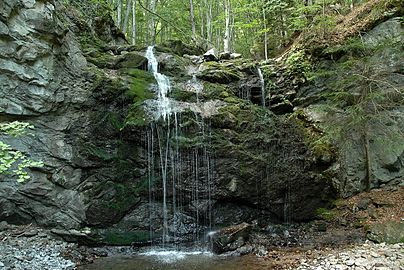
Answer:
[125,101,148,127]
[197,62,243,84]
[323,37,373,57]
[203,82,229,100]
[316,207,335,221]
[224,97,240,104]
[103,230,152,245]
[115,53,147,69]
[125,68,155,100]
[109,113,124,131]
[170,87,197,102]
[286,50,312,80]
[312,141,336,162]
[86,144,115,161]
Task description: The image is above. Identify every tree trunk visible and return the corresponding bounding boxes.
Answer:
[132,0,136,44]
[189,0,196,40]
[149,0,156,44]
[122,0,132,34]
[117,0,122,29]
[363,127,371,191]
[263,7,268,60]
[223,0,230,53]
[206,0,212,42]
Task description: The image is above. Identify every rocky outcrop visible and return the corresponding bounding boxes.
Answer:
[0,0,401,247]
[261,17,404,197]
[0,0,144,229]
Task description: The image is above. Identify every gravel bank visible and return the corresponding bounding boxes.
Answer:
[295,242,404,270]
[0,223,76,270]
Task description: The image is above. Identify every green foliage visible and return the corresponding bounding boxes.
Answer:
[323,37,372,56]
[0,121,43,182]
[286,50,312,78]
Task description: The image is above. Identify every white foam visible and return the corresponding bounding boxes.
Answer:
[139,249,213,263]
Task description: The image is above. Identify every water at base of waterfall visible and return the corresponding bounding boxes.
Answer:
[79,250,271,270]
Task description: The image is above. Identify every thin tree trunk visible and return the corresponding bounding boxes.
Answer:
[223,0,230,53]
[189,0,196,40]
[149,0,156,44]
[263,7,268,60]
[206,0,212,42]
[230,5,235,52]
[200,2,204,38]
[363,125,371,191]
[132,0,136,44]
[122,0,132,34]
[117,0,122,29]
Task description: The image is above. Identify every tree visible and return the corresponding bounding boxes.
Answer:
[0,121,43,182]
[223,0,231,53]
[189,0,196,40]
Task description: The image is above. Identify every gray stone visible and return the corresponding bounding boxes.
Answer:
[363,17,403,47]
[208,222,252,254]
[367,222,404,244]
[203,48,218,62]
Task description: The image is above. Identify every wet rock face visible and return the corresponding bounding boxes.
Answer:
[0,0,336,236]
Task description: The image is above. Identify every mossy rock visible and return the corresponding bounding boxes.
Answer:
[157,39,204,56]
[125,101,149,127]
[86,52,117,69]
[170,87,198,102]
[367,221,404,244]
[202,82,229,100]
[115,52,148,69]
[197,62,243,84]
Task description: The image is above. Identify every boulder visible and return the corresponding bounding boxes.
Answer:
[203,48,218,62]
[367,221,404,244]
[219,52,231,60]
[208,222,252,254]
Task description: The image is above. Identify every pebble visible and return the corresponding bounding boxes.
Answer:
[296,242,404,270]
[0,230,76,270]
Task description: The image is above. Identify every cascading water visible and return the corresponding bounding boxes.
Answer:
[146,46,172,120]
[257,67,266,107]
[144,46,214,248]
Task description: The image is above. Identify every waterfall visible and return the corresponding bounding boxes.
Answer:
[257,67,266,107]
[145,46,172,120]
[144,46,214,247]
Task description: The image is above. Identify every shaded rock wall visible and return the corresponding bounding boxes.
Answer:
[0,0,400,245]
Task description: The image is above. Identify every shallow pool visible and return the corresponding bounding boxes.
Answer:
[79,249,272,270]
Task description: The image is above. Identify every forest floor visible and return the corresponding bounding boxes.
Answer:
[0,187,402,269]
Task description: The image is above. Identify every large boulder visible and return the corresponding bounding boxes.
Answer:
[209,222,252,254]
